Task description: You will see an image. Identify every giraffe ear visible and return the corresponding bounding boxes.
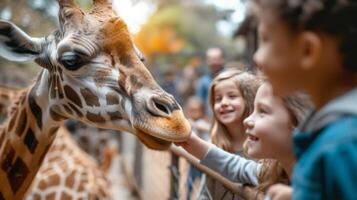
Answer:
[0,20,43,62]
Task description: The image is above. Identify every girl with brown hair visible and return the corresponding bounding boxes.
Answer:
[199,69,261,200]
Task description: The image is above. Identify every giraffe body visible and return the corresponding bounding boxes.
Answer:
[25,127,112,200]
[0,0,190,199]
[0,86,113,199]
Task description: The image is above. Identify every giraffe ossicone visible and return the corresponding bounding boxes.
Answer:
[0,0,190,199]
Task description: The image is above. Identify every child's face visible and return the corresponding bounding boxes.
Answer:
[253,7,306,96]
[213,79,245,126]
[243,83,293,160]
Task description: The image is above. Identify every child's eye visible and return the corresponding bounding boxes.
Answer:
[214,96,222,102]
[258,107,268,116]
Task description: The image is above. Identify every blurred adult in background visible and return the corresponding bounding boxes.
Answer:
[161,66,182,105]
[178,64,199,105]
[195,47,225,116]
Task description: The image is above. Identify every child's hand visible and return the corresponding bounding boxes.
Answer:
[174,131,199,149]
[266,184,292,200]
[174,131,210,160]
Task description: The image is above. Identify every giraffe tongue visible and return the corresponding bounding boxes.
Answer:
[136,130,171,151]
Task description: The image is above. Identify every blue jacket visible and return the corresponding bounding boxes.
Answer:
[292,88,357,200]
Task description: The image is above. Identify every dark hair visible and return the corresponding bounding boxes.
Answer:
[253,0,357,72]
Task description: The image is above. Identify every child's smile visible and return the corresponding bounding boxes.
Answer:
[213,79,246,125]
[243,83,293,159]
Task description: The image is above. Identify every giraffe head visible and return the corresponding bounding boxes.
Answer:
[0,0,190,150]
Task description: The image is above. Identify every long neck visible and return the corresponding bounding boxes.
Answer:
[0,75,61,200]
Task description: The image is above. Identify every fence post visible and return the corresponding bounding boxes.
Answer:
[134,139,143,187]
[169,152,180,200]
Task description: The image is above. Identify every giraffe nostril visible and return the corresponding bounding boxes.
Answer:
[147,97,172,118]
[154,101,170,115]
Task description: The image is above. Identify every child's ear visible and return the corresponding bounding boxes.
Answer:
[299,32,322,70]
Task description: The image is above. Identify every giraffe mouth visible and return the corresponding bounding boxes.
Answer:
[136,130,172,150]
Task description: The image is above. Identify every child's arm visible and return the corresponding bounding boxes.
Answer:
[176,133,261,186]
[175,131,210,160]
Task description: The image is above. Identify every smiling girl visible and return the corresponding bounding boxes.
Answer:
[199,69,261,200]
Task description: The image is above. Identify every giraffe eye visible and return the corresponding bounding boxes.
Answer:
[60,52,87,71]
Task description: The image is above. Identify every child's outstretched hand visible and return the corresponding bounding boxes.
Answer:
[174,131,210,160]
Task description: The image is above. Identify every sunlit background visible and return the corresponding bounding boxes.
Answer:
[0,0,251,87]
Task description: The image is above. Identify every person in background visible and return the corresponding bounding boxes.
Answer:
[161,66,182,105]
[196,47,225,116]
[184,96,210,200]
[178,64,199,105]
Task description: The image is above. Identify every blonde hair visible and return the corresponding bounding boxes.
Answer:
[208,69,261,152]
[255,91,313,196]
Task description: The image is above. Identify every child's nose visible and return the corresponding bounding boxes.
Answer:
[253,51,262,71]
[243,116,254,128]
[221,96,229,106]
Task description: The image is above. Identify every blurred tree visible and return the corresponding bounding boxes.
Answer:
[134,1,240,71]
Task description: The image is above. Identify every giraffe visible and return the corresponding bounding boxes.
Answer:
[67,120,120,170]
[0,86,113,200]
[0,0,191,199]
[25,126,113,200]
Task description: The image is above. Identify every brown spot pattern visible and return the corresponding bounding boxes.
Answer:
[65,171,76,188]
[15,109,27,137]
[129,74,143,90]
[1,142,15,174]
[106,92,119,105]
[47,174,60,187]
[117,68,127,94]
[24,128,38,154]
[0,94,9,99]
[28,88,43,129]
[68,103,84,118]
[80,88,100,107]
[62,192,72,200]
[120,54,134,68]
[46,192,56,200]
[8,109,18,132]
[86,112,106,123]
[64,85,83,108]
[7,157,30,194]
[94,69,111,86]
[107,111,122,120]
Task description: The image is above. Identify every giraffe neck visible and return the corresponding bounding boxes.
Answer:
[0,73,62,200]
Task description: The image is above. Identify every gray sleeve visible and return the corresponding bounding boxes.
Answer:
[200,144,261,186]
